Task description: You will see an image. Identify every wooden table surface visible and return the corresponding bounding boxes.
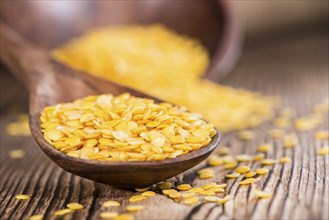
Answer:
[1,29,328,220]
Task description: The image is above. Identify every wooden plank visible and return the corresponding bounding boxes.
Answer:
[0,31,328,220]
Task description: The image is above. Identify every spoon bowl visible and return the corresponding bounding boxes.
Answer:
[0,21,220,188]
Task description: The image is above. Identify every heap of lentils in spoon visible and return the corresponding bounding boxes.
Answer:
[41,93,216,161]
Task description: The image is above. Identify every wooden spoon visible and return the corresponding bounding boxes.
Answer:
[0,21,220,188]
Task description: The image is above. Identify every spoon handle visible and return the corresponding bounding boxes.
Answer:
[0,21,48,89]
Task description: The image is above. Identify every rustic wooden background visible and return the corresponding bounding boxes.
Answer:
[1,27,328,219]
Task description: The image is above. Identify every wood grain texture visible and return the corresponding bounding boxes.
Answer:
[1,29,328,219]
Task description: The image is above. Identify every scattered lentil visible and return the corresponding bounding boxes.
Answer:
[129,195,147,203]
[319,146,329,156]
[217,195,231,204]
[54,209,72,216]
[102,200,121,207]
[189,187,204,194]
[315,131,329,140]
[204,196,219,202]
[238,130,255,141]
[177,184,192,191]
[257,143,272,153]
[261,159,277,166]
[29,215,43,220]
[99,212,119,219]
[254,190,272,199]
[157,182,172,190]
[67,202,84,210]
[112,214,134,220]
[15,194,29,200]
[244,171,257,178]
[239,178,256,185]
[279,157,292,163]
[235,154,252,162]
[9,150,25,159]
[255,168,270,175]
[216,146,230,155]
[269,129,284,138]
[225,172,241,178]
[224,161,238,169]
[135,187,151,192]
[126,205,144,212]
[253,153,265,161]
[6,114,31,136]
[183,196,199,205]
[235,166,251,174]
[199,173,215,179]
[141,191,156,197]
[283,133,299,148]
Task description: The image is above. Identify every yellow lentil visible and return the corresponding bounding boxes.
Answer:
[112,214,134,220]
[315,131,329,140]
[279,157,292,163]
[15,194,29,200]
[239,178,256,185]
[238,130,255,141]
[244,171,257,178]
[67,202,84,210]
[204,196,219,202]
[201,183,217,190]
[254,190,272,199]
[199,173,215,179]
[126,205,144,212]
[216,146,230,155]
[217,195,231,204]
[224,161,238,169]
[197,168,214,175]
[189,187,204,194]
[294,116,321,131]
[53,25,276,132]
[283,134,299,148]
[253,153,265,161]
[218,184,227,189]
[6,114,31,136]
[9,150,25,159]
[177,184,192,191]
[255,168,270,175]
[40,93,216,161]
[135,187,151,192]
[200,189,216,196]
[269,129,284,138]
[102,200,121,207]
[168,192,182,199]
[235,154,252,162]
[99,212,119,219]
[129,195,147,203]
[319,146,329,156]
[261,159,277,166]
[183,196,199,205]
[157,182,172,190]
[208,187,225,193]
[54,209,72,216]
[207,156,224,166]
[257,143,272,153]
[235,166,251,174]
[182,193,195,199]
[141,191,156,197]
[29,215,43,220]
[162,189,177,195]
[225,172,241,178]
[273,117,290,128]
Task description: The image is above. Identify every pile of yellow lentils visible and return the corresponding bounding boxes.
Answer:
[52,24,276,132]
[40,93,216,161]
